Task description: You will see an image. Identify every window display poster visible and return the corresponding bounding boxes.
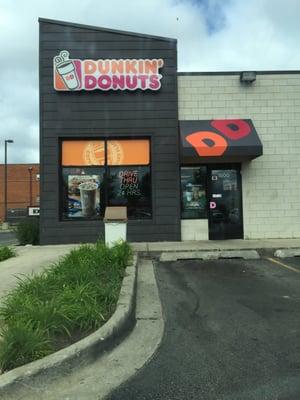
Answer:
[183,184,206,211]
[67,175,100,218]
[181,166,207,219]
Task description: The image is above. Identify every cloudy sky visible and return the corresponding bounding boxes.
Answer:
[0,0,299,163]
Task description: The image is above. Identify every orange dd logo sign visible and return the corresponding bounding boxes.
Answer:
[54,50,164,91]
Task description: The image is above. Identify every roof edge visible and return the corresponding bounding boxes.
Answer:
[178,70,300,76]
[38,18,177,43]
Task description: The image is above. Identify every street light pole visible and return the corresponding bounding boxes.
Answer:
[28,167,33,207]
[4,139,14,223]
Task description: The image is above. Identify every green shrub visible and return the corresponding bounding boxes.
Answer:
[0,321,52,371]
[0,246,16,262]
[0,240,132,371]
[15,218,39,245]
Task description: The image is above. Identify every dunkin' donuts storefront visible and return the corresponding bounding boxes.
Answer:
[39,18,300,244]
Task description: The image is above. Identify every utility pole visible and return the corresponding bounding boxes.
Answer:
[4,139,14,222]
[28,167,33,206]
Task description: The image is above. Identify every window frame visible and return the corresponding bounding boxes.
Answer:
[59,137,152,221]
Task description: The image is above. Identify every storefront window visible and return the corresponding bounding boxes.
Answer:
[108,166,151,219]
[62,167,105,219]
[61,139,151,220]
[181,166,207,219]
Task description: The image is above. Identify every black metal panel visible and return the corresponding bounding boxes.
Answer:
[39,17,177,42]
[39,19,180,244]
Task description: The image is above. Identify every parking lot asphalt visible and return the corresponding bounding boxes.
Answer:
[108,257,300,400]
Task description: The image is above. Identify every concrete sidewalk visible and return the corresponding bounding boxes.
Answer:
[0,245,78,300]
[131,238,300,253]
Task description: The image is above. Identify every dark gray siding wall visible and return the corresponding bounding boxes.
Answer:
[39,20,180,244]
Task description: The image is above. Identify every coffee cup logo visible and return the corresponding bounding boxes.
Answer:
[54,51,79,90]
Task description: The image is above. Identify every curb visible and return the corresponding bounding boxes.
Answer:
[131,243,300,259]
[137,248,300,260]
[160,249,259,262]
[274,248,300,258]
[0,254,138,396]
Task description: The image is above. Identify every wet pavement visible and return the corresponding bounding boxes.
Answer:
[108,257,300,400]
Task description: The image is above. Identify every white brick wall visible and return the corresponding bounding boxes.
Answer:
[178,73,300,239]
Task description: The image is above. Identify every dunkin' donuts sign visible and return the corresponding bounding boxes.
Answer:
[53,50,164,91]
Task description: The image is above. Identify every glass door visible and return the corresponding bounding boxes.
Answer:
[207,164,243,240]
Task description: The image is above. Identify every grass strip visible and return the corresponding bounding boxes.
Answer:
[0,240,132,372]
[0,246,16,262]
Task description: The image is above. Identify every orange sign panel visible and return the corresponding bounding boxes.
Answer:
[62,139,150,166]
[107,140,150,165]
[62,141,105,166]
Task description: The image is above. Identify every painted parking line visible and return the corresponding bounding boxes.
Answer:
[265,257,300,274]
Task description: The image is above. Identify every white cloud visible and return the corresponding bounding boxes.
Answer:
[0,0,299,162]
